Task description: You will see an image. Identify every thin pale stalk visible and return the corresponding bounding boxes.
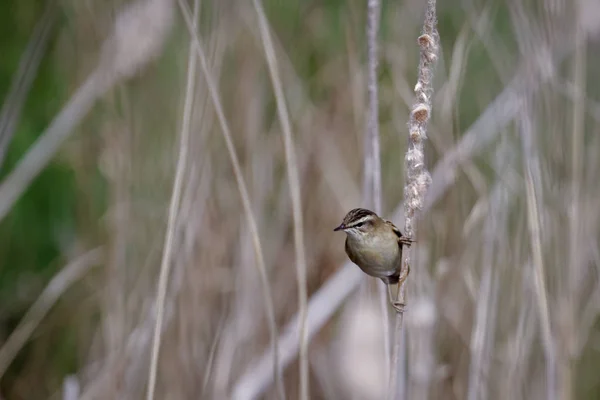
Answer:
[506,267,536,399]
[0,71,106,223]
[145,0,200,399]
[364,0,391,385]
[232,265,364,400]
[62,375,81,400]
[0,1,56,168]
[364,0,382,212]
[519,107,557,400]
[466,264,497,400]
[467,147,510,400]
[0,248,103,378]
[425,24,580,212]
[252,2,309,398]
[564,19,587,400]
[176,1,284,398]
[201,307,227,397]
[0,0,173,224]
[231,8,588,398]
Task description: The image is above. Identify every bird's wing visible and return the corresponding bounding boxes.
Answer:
[384,220,414,247]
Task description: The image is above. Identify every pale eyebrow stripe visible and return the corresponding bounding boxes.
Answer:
[346,215,374,227]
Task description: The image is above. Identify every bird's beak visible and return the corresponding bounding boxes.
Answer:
[333,223,345,232]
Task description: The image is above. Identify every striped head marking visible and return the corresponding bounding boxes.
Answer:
[333,208,378,233]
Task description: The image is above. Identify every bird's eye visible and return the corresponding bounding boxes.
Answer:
[354,222,364,228]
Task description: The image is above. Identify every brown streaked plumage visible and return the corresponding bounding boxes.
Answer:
[334,208,413,312]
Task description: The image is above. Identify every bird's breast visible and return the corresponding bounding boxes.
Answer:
[345,235,401,279]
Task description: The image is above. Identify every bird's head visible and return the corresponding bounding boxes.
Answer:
[333,208,381,238]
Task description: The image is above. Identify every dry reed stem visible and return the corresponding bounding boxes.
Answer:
[0,248,104,378]
[238,7,362,210]
[390,1,437,398]
[364,0,391,385]
[145,0,200,399]
[232,24,574,398]
[79,238,187,398]
[252,1,309,398]
[397,0,437,305]
[0,2,55,168]
[231,19,585,397]
[176,1,285,398]
[466,139,514,399]
[467,137,521,397]
[232,265,364,400]
[201,307,227,396]
[62,375,80,400]
[364,0,382,211]
[225,5,594,400]
[425,21,579,213]
[0,71,105,223]
[466,255,498,400]
[0,0,173,224]
[564,17,587,400]
[506,266,536,398]
[519,105,557,400]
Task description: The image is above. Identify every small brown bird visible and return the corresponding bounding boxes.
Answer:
[334,208,413,312]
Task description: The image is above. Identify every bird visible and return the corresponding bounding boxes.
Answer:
[334,208,413,312]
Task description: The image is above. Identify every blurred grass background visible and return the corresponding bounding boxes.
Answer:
[1,0,600,399]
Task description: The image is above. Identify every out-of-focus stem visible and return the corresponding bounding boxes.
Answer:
[363,0,391,387]
[0,2,56,168]
[252,1,309,398]
[177,1,285,398]
[0,248,103,378]
[564,16,587,400]
[146,0,199,398]
[520,105,557,400]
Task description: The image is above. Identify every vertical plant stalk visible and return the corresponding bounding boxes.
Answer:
[565,18,586,400]
[252,1,309,398]
[467,136,513,399]
[390,1,438,398]
[62,375,80,400]
[0,248,104,378]
[364,0,382,210]
[0,72,106,223]
[233,18,580,400]
[0,2,56,168]
[364,0,391,384]
[231,265,365,400]
[466,262,498,400]
[146,1,200,399]
[519,106,557,400]
[0,0,173,224]
[176,1,285,398]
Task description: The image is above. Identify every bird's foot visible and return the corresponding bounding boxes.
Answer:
[392,301,407,313]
